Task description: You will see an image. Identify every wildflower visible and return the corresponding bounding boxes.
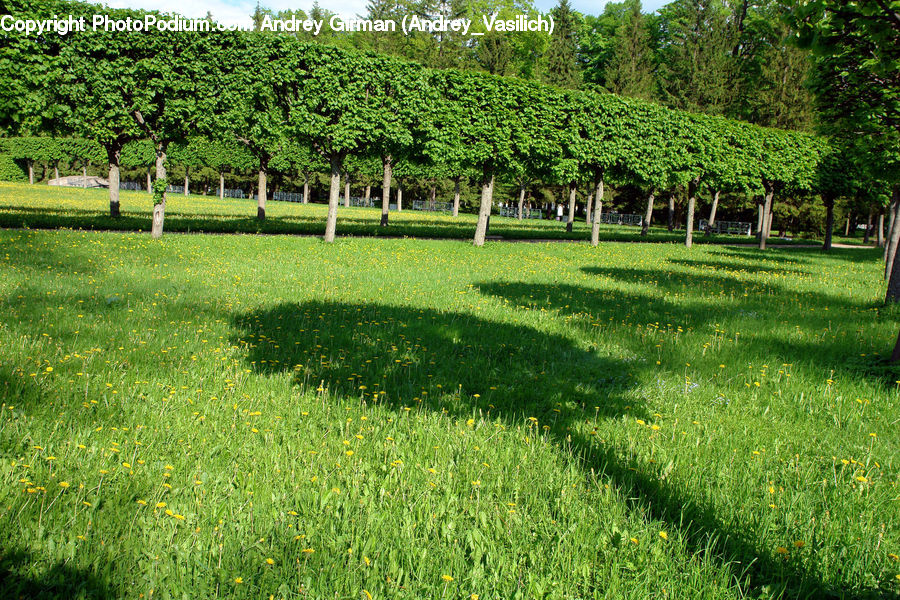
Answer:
[776,547,789,555]
[59,481,70,488]
[301,548,314,554]
[441,575,453,582]
[234,577,243,584]
[794,541,805,548]
[265,558,274,565]
[659,531,668,540]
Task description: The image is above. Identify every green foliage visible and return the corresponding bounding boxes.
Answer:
[0,154,27,182]
[543,0,581,89]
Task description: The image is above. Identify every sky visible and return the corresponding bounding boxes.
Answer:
[98,0,670,28]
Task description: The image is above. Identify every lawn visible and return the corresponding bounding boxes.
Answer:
[0,181,816,245]
[0,228,898,598]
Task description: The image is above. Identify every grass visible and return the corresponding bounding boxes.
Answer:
[0,227,899,599]
[0,181,818,245]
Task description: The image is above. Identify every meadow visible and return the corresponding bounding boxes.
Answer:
[0,181,815,245]
[0,224,898,598]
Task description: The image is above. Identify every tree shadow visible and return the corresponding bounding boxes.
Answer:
[720,246,883,266]
[231,299,876,599]
[667,257,808,276]
[0,548,113,599]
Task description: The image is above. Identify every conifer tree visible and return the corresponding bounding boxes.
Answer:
[543,0,581,89]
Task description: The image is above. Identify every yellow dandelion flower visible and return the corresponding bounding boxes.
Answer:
[234,577,243,584]
[265,558,274,565]
[776,547,789,555]
[441,575,453,582]
[59,481,70,488]
[794,541,805,548]
[659,531,668,540]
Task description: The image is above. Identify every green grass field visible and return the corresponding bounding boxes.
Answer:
[0,220,898,596]
[0,181,819,245]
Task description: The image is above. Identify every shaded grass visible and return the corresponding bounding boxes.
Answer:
[0,229,897,598]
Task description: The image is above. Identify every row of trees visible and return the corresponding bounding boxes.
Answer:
[5,0,884,250]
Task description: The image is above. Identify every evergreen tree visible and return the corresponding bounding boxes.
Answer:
[655,0,737,115]
[543,0,581,89]
[604,0,655,99]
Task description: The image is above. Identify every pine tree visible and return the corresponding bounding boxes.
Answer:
[604,0,654,99]
[543,0,581,89]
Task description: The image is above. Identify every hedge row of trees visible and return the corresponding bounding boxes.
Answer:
[1,1,896,249]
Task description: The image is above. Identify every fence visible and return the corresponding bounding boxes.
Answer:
[222,188,245,199]
[699,219,752,236]
[412,200,452,212]
[166,184,185,194]
[274,191,303,203]
[498,206,542,219]
[119,181,142,191]
[346,196,377,208]
[599,212,643,226]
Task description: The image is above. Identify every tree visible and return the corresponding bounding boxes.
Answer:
[603,0,655,100]
[543,0,581,89]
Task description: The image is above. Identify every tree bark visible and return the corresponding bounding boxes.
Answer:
[641,191,654,236]
[325,154,342,243]
[397,185,403,212]
[685,178,698,248]
[844,216,850,237]
[517,183,526,220]
[823,195,835,251]
[26,160,34,184]
[877,211,885,247]
[82,163,87,188]
[452,177,461,217]
[885,187,900,280]
[887,229,900,302]
[591,173,604,247]
[381,155,392,227]
[566,183,576,232]
[219,171,225,199]
[759,180,775,250]
[54,163,59,180]
[474,168,495,247]
[430,184,437,211]
[107,143,121,218]
[585,184,593,225]
[343,179,351,208]
[706,189,720,235]
[864,211,873,244]
[364,184,371,206]
[756,200,765,238]
[147,170,152,195]
[257,162,267,220]
[667,195,675,231]
[303,178,309,204]
[151,146,167,240]
[765,208,774,239]
[184,168,189,196]
[890,329,900,363]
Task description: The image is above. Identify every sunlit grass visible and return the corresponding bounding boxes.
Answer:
[0,181,814,245]
[0,228,897,598]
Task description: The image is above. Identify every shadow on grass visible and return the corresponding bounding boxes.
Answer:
[231,299,876,599]
[0,549,112,600]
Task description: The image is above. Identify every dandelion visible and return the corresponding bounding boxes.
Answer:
[659,531,668,540]
[441,575,453,582]
[265,558,274,565]
[156,502,166,508]
[776,547,789,555]
[301,548,314,554]
[59,481,70,488]
[234,577,243,584]
[794,541,805,548]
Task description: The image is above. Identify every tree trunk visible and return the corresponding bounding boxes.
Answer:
[107,144,121,218]
[585,184,593,225]
[566,183,576,232]
[517,183,526,220]
[591,174,604,247]
[759,180,774,250]
[667,195,675,231]
[890,329,900,363]
[452,177,461,217]
[27,160,34,184]
[685,178,698,248]
[324,154,342,243]
[641,191,654,236]
[147,170,152,195]
[430,185,437,211]
[219,171,225,199]
[303,178,309,204]
[184,168,189,196]
[364,184,371,206]
[381,155,392,227]
[151,146,167,240]
[397,185,403,212]
[474,168,495,247]
[706,189,719,235]
[823,195,835,251]
[756,200,765,238]
[343,180,351,208]
[844,216,850,237]
[765,209,774,239]
[257,162,267,220]
[887,231,900,302]
[885,187,900,280]
[82,163,87,188]
[864,211,873,244]
[877,212,885,247]
[54,163,59,180]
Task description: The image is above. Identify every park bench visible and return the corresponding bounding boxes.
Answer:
[699,219,753,236]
